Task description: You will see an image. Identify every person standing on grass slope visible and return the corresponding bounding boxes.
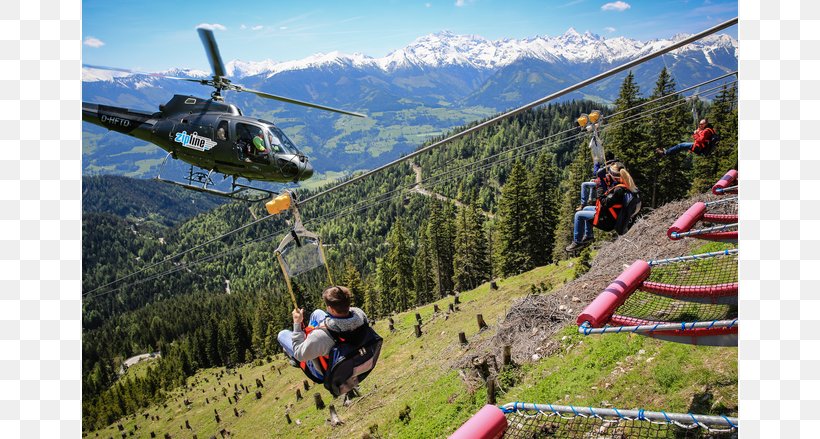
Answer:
[277,285,382,395]
[656,118,717,156]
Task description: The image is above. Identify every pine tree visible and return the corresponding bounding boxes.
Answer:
[453,202,490,291]
[341,260,365,307]
[383,220,414,311]
[691,83,738,193]
[495,161,532,276]
[427,201,455,296]
[552,148,589,260]
[643,67,690,205]
[604,71,647,187]
[527,151,560,266]
[251,296,274,358]
[413,221,435,305]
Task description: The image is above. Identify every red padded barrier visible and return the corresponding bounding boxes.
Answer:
[449,404,508,439]
[640,281,738,298]
[702,213,737,223]
[698,231,738,243]
[667,202,706,239]
[712,170,738,195]
[576,260,651,328]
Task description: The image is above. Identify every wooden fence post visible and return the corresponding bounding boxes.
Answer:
[433,304,440,313]
[389,317,395,332]
[458,332,467,345]
[414,324,422,338]
[296,389,302,401]
[303,380,310,391]
[285,413,292,424]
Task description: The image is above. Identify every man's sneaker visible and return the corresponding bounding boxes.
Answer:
[287,357,299,368]
[655,148,666,157]
[580,235,594,244]
[565,240,591,252]
[575,204,585,212]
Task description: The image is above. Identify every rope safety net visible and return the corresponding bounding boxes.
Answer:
[501,403,738,438]
[610,250,737,333]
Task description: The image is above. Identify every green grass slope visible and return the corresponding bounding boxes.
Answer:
[89,256,736,439]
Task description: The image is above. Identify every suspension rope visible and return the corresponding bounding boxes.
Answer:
[85,88,737,300]
[83,25,740,299]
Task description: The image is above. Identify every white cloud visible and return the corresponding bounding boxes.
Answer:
[252,25,264,31]
[240,24,247,30]
[279,26,288,30]
[604,26,616,33]
[601,1,630,11]
[425,2,432,7]
[196,23,227,31]
[455,0,466,6]
[83,36,105,48]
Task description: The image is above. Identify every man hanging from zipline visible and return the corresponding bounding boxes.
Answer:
[656,118,718,157]
[277,285,382,396]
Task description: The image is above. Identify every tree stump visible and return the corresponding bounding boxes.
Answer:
[303,380,310,391]
[149,433,155,438]
[239,374,243,380]
[296,389,303,401]
[256,378,263,388]
[503,345,512,367]
[414,324,422,338]
[487,378,496,404]
[255,391,262,400]
[448,303,454,313]
[473,357,490,381]
[314,393,326,410]
[233,407,240,417]
[490,280,498,290]
[329,405,345,426]
[458,332,467,345]
[214,413,221,423]
[454,294,460,305]
[389,317,395,332]
[118,424,124,431]
[185,420,191,430]
[433,304,440,313]
[477,314,487,330]
[415,312,422,324]
[205,397,209,404]
[285,413,292,424]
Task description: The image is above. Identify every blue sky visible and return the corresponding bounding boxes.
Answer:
[82,0,738,72]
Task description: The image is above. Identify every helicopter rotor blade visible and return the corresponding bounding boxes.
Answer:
[197,28,228,79]
[240,86,366,118]
[82,64,206,83]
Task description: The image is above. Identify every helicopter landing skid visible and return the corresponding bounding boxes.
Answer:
[155,157,275,203]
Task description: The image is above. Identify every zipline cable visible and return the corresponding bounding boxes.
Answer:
[85,86,737,300]
[84,19,738,298]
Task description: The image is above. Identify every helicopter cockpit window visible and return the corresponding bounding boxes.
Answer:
[236,122,270,161]
[267,126,301,155]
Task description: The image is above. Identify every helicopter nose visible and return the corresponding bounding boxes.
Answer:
[299,160,314,181]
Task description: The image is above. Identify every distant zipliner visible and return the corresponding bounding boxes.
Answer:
[656,100,719,157]
[270,193,383,397]
[82,28,365,202]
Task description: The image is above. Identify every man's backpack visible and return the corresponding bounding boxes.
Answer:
[615,189,641,235]
[323,324,383,397]
[693,129,719,156]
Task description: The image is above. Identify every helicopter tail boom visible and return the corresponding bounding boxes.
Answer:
[82,102,157,138]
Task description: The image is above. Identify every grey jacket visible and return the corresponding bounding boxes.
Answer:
[291,307,368,374]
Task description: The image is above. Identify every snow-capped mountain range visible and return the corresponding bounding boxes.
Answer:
[82,29,737,178]
[84,29,737,81]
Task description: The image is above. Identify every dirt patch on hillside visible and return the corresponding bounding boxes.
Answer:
[458,192,733,370]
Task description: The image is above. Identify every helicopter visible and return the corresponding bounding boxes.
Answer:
[82,28,366,202]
